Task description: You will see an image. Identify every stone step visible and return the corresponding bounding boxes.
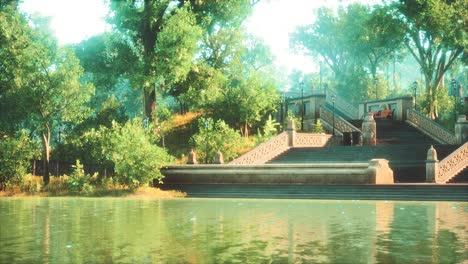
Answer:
[161,184,468,201]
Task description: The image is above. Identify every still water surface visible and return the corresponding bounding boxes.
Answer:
[0,197,466,263]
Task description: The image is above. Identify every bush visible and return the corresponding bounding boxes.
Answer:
[67,160,95,195]
[0,131,33,190]
[254,115,280,144]
[311,119,325,134]
[106,120,174,188]
[190,117,251,163]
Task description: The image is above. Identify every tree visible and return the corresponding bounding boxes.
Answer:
[0,9,93,184]
[290,4,404,102]
[393,0,466,119]
[108,0,254,124]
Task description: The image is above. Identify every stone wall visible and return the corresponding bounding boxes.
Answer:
[162,160,394,185]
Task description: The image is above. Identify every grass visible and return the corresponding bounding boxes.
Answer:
[0,175,186,198]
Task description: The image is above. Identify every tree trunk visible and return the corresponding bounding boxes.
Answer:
[41,129,51,185]
[144,84,157,123]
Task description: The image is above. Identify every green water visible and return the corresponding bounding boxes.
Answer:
[0,198,466,264]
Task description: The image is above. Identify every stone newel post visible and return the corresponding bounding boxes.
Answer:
[287,119,296,147]
[455,115,468,144]
[362,113,376,146]
[187,149,198,164]
[214,150,224,164]
[426,145,438,183]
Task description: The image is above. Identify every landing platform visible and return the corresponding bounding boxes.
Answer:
[159,184,468,201]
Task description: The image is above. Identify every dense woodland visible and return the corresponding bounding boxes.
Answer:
[0,0,465,192]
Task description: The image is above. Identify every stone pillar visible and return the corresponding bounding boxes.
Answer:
[426,145,438,183]
[367,159,394,184]
[287,119,296,147]
[455,115,468,144]
[187,149,198,164]
[214,150,224,164]
[362,113,376,146]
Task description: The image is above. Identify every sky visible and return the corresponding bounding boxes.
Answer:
[20,0,378,74]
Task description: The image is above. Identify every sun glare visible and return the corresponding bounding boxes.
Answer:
[20,0,108,44]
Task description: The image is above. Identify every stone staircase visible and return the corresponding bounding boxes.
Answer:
[160,184,468,201]
[268,120,467,183]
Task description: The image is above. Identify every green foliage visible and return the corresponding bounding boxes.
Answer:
[155,6,202,84]
[106,120,173,188]
[290,3,404,103]
[393,0,465,119]
[67,160,95,195]
[283,110,301,131]
[190,118,251,164]
[311,119,325,134]
[254,115,279,144]
[0,132,33,189]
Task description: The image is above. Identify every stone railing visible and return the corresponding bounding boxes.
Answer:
[294,133,332,147]
[406,109,458,145]
[320,106,361,133]
[230,132,289,165]
[230,123,334,165]
[437,142,468,183]
[325,90,359,120]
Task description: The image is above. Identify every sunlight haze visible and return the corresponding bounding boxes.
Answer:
[20,0,380,73]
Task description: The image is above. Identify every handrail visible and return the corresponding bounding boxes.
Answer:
[406,109,458,145]
[319,106,361,133]
[230,132,289,165]
[230,130,335,165]
[294,133,333,147]
[437,142,468,183]
[325,90,359,120]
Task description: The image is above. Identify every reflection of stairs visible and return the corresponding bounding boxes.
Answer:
[268,120,467,183]
[160,184,468,201]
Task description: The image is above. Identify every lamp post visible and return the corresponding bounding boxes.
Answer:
[282,89,286,124]
[374,77,378,100]
[451,78,458,121]
[319,60,323,91]
[332,95,335,136]
[412,81,418,110]
[204,119,210,164]
[301,82,304,131]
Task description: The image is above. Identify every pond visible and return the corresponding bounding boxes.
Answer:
[0,197,466,263]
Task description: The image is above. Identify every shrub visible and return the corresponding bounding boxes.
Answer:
[67,160,95,195]
[254,115,280,144]
[106,120,174,188]
[0,131,33,190]
[311,119,325,134]
[190,117,251,163]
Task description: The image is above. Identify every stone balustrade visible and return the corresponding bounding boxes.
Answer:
[426,142,468,183]
[406,109,458,145]
[229,119,334,165]
[319,106,360,133]
[326,90,359,120]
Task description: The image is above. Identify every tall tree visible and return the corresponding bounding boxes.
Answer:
[0,9,93,184]
[108,0,254,124]
[393,0,466,119]
[290,4,404,102]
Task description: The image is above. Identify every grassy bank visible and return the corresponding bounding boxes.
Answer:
[0,176,186,198]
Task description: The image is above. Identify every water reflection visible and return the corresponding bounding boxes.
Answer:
[0,198,466,263]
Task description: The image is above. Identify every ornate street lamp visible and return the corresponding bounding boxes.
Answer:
[204,119,210,164]
[319,60,323,91]
[332,95,336,136]
[301,82,304,131]
[412,81,418,110]
[451,78,459,121]
[374,77,378,100]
